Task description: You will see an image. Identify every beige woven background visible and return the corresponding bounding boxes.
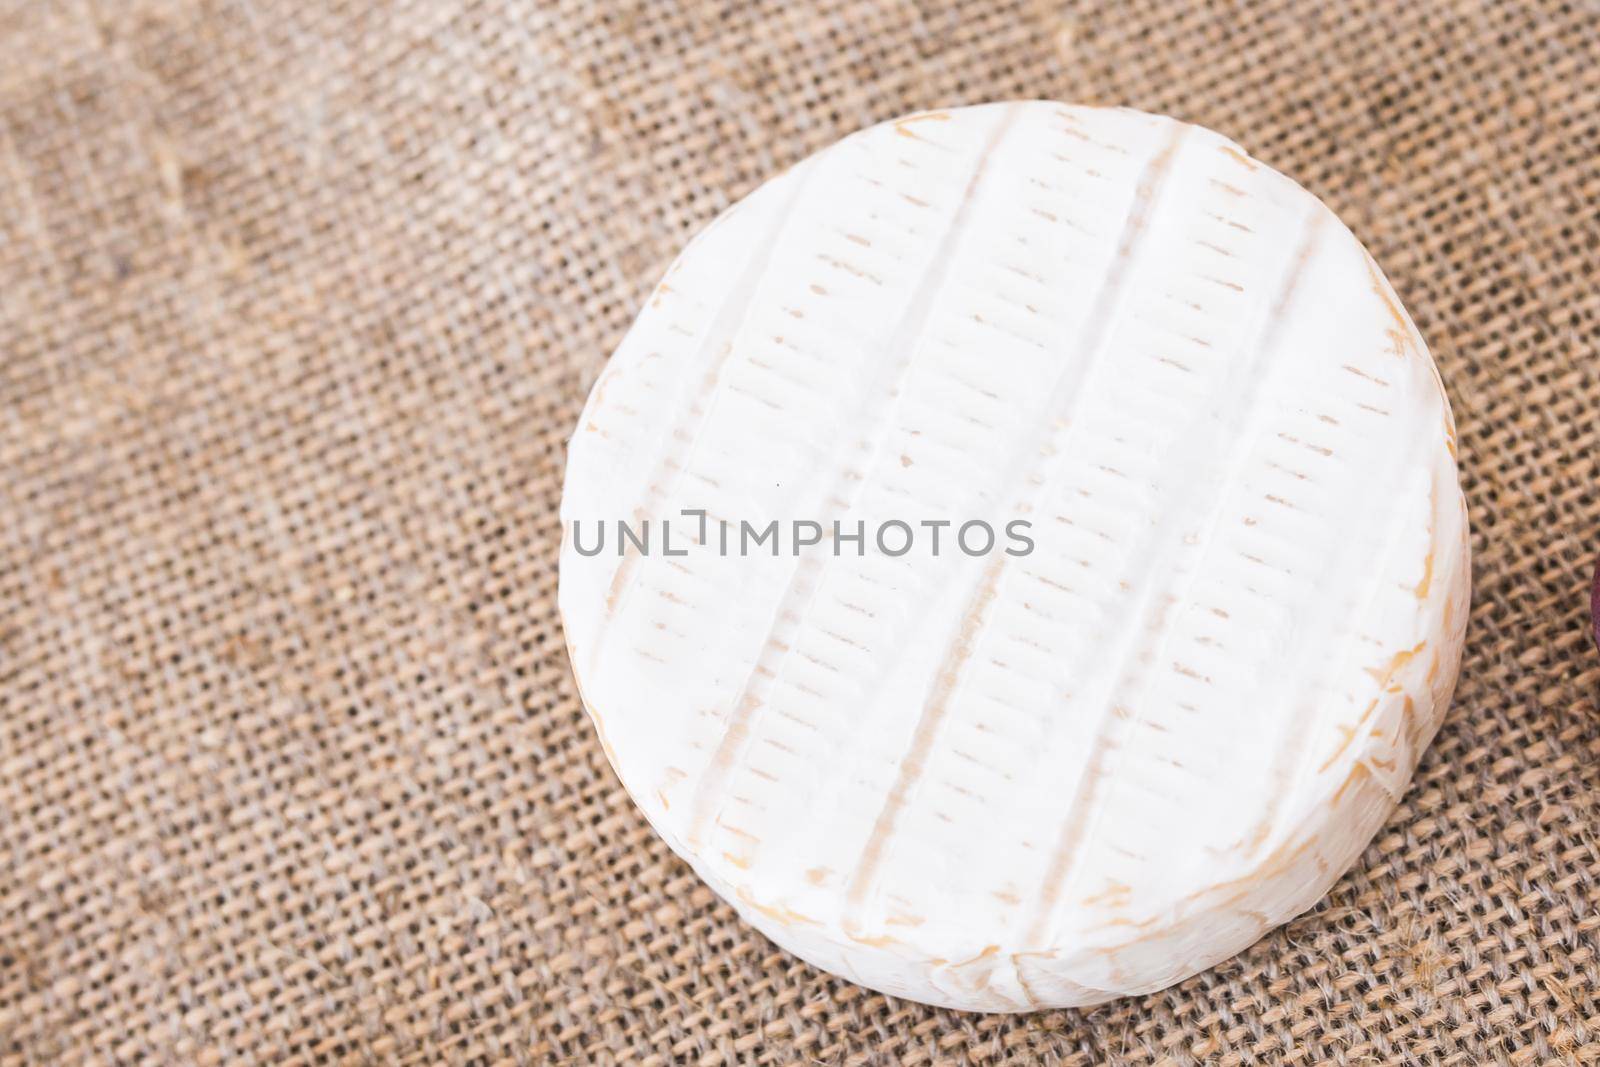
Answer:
[1,1,1598,1063]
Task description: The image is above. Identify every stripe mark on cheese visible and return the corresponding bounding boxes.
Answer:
[844,119,1189,930]
[687,104,1026,850]
[1022,204,1325,943]
[601,160,818,628]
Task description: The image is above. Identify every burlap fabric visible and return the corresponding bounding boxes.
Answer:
[1,1,1597,1063]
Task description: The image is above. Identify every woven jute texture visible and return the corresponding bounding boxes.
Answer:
[2,1,1598,1064]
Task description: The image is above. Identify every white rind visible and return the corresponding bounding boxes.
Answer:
[558,102,1470,1012]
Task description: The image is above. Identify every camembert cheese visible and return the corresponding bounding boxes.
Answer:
[558,102,1469,1012]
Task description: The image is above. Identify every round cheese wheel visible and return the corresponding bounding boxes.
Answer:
[559,102,1469,1012]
